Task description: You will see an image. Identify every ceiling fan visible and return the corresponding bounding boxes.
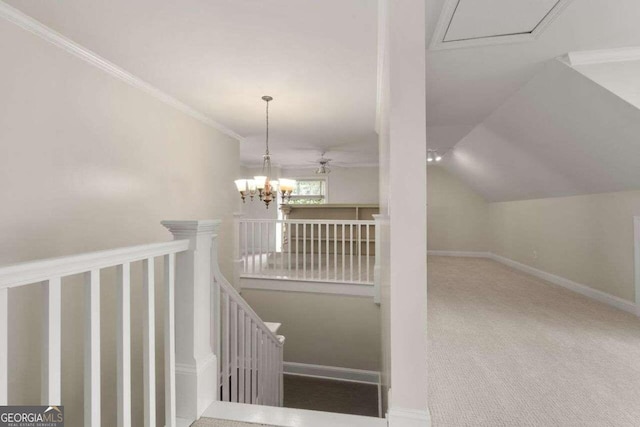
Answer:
[313,153,333,174]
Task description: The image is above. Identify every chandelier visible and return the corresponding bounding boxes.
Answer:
[234,96,296,209]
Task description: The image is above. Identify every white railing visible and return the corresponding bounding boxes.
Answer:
[237,219,376,284]
[0,239,189,427]
[212,265,284,407]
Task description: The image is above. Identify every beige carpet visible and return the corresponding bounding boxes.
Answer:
[428,256,640,427]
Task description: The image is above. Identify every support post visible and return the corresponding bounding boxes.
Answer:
[161,220,220,423]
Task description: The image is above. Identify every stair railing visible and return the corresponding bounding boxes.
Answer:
[211,238,284,407]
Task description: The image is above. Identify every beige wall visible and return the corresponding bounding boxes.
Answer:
[241,290,381,371]
[0,19,239,426]
[427,165,640,303]
[282,166,379,204]
[427,166,490,251]
[491,191,640,302]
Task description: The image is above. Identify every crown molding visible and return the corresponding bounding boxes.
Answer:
[567,46,640,66]
[0,1,243,141]
[428,0,574,51]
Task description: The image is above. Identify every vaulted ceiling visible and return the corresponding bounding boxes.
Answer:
[427,0,640,201]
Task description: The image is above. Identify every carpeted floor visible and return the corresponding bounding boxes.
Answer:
[428,256,640,427]
[283,375,379,417]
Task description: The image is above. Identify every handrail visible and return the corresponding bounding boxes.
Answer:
[0,240,190,289]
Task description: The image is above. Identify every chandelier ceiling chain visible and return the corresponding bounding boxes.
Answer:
[234,96,296,209]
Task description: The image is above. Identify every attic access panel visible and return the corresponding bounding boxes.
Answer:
[430,0,574,50]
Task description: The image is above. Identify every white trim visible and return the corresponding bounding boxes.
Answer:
[427,250,490,258]
[428,0,574,51]
[490,253,637,315]
[567,46,640,66]
[0,1,242,141]
[283,362,380,385]
[387,407,431,427]
[240,277,375,297]
[201,401,387,427]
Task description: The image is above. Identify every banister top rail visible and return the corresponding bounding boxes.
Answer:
[240,219,375,225]
[0,240,190,289]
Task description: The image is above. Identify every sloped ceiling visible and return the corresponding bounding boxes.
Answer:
[443,58,640,202]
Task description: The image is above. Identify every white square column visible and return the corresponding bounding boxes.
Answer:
[162,220,220,423]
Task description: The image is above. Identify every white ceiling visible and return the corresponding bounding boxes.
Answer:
[3,0,378,167]
[444,0,559,42]
[426,0,640,153]
[443,58,640,202]
[574,60,640,110]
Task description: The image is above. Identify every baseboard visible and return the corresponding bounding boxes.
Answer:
[489,253,637,315]
[387,407,431,427]
[283,361,381,385]
[427,250,491,258]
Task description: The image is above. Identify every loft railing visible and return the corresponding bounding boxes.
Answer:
[0,239,188,427]
[235,218,377,284]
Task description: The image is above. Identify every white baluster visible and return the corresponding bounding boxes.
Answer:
[326,223,330,280]
[310,223,314,279]
[367,224,371,283]
[0,288,8,405]
[222,292,230,401]
[244,316,251,403]
[238,311,245,403]
[230,301,238,401]
[164,254,176,427]
[334,224,338,281]
[142,258,156,427]
[251,222,256,274]
[358,224,362,282]
[84,269,101,427]
[303,224,307,279]
[251,321,258,403]
[244,222,249,275]
[42,277,61,406]
[116,264,131,427]
[350,224,354,282]
[342,224,346,282]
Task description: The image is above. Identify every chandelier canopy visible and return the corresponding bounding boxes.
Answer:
[234,96,295,209]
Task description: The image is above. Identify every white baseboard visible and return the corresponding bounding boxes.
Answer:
[427,250,490,258]
[283,361,381,385]
[387,407,431,427]
[489,253,637,315]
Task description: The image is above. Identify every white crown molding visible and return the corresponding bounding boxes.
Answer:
[0,1,242,141]
[567,46,640,66]
[428,0,574,51]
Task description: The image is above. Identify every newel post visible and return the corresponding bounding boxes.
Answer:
[161,220,220,422]
[233,213,245,291]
